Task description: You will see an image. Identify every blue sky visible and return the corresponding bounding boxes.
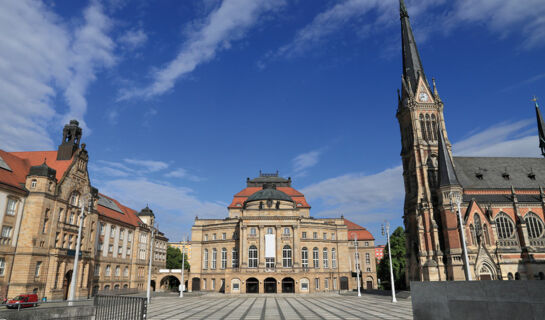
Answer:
[1,0,545,243]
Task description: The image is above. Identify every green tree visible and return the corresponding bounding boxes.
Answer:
[166,246,190,270]
[377,226,407,290]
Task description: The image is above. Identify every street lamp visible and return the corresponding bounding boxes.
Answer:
[180,235,188,298]
[352,233,361,297]
[382,221,397,303]
[449,192,472,281]
[68,193,92,305]
[146,224,156,305]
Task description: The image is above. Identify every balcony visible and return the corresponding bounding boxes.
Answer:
[497,239,519,247]
[530,239,545,247]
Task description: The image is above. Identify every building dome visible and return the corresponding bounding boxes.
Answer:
[28,161,56,180]
[245,183,293,203]
[138,206,155,217]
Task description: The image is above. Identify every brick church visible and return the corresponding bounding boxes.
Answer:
[397,0,545,283]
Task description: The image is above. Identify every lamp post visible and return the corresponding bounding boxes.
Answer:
[180,236,187,298]
[352,233,361,297]
[68,194,91,305]
[382,221,397,303]
[449,192,472,281]
[146,224,156,305]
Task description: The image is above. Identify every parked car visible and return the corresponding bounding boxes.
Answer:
[6,294,38,309]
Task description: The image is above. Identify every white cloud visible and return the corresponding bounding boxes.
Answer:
[119,0,286,100]
[123,158,169,172]
[98,178,225,239]
[118,28,148,50]
[0,0,116,151]
[292,149,323,176]
[164,168,203,182]
[453,119,539,157]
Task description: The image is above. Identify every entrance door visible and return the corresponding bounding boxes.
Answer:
[192,278,201,291]
[480,274,492,280]
[281,277,295,293]
[340,277,348,290]
[366,281,373,290]
[264,278,276,293]
[63,270,73,300]
[246,278,259,293]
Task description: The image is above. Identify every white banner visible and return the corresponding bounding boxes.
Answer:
[265,234,275,258]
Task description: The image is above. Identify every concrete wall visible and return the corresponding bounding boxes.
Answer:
[0,305,95,319]
[411,281,545,320]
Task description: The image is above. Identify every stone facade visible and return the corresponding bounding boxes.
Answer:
[188,173,376,294]
[397,0,545,283]
[0,121,168,300]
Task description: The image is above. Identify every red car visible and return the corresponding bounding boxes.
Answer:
[6,294,38,309]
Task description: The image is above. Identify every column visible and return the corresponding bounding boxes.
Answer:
[293,224,300,268]
[258,226,264,268]
[241,226,247,267]
[276,225,282,268]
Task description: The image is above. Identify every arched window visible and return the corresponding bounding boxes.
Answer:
[301,247,308,268]
[105,265,111,276]
[515,272,521,280]
[474,214,483,238]
[283,227,290,235]
[203,249,208,269]
[425,114,432,142]
[283,245,292,267]
[123,266,128,277]
[483,224,490,245]
[312,247,319,268]
[525,212,544,239]
[211,248,217,269]
[419,114,427,141]
[323,248,329,268]
[69,191,80,206]
[470,225,476,245]
[221,248,227,269]
[267,227,273,234]
[495,213,515,239]
[507,272,514,280]
[115,266,120,276]
[331,248,337,268]
[431,114,437,141]
[231,248,238,268]
[248,245,258,268]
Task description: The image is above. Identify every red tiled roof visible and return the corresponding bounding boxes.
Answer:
[9,151,73,182]
[96,193,143,228]
[228,186,310,208]
[344,218,374,240]
[0,150,30,191]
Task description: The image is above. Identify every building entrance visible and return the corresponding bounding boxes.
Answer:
[192,278,201,291]
[246,278,259,293]
[264,278,277,293]
[281,277,295,293]
[340,277,348,290]
[63,270,72,300]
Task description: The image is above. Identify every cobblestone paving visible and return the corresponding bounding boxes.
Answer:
[147,294,413,320]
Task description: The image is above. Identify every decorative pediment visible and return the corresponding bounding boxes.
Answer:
[415,78,434,104]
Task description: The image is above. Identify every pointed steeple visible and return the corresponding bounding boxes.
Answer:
[438,128,460,187]
[400,0,429,97]
[534,96,545,157]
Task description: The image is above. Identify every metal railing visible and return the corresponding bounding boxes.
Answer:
[94,294,147,320]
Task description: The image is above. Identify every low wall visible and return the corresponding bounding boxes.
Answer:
[411,281,545,320]
[0,305,95,320]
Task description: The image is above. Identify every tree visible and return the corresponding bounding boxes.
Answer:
[166,246,190,270]
[377,226,407,290]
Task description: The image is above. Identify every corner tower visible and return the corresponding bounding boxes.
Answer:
[57,120,82,160]
[396,0,451,282]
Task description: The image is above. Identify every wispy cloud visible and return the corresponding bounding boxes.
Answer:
[123,158,169,172]
[119,0,286,100]
[118,28,148,50]
[292,149,324,176]
[164,168,204,182]
[0,0,116,151]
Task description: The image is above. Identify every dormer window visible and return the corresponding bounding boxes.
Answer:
[502,172,510,180]
[528,172,536,180]
[475,172,483,180]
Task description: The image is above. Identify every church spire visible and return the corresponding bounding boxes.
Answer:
[534,96,545,157]
[400,0,428,97]
[438,128,460,187]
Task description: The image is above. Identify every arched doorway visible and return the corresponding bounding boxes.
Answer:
[192,278,200,291]
[365,277,373,290]
[160,276,181,292]
[479,264,494,280]
[246,278,259,293]
[63,270,73,300]
[264,278,277,293]
[281,277,295,293]
[150,280,156,291]
[340,277,349,290]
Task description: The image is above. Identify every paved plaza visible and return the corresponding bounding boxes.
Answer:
[147,294,413,320]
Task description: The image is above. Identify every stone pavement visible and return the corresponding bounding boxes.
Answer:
[147,294,413,320]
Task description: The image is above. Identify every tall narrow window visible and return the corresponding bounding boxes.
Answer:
[6,199,16,216]
[0,258,6,276]
[203,249,209,269]
[221,248,227,269]
[232,248,239,268]
[483,224,490,245]
[35,261,42,277]
[331,248,337,268]
[419,114,427,141]
[431,114,438,141]
[323,248,329,268]
[283,227,290,235]
[105,265,111,276]
[248,245,258,268]
[425,114,432,142]
[301,247,309,268]
[283,245,292,267]
[250,228,256,236]
[212,248,217,269]
[365,253,370,265]
[69,191,79,206]
[470,225,476,245]
[313,247,319,268]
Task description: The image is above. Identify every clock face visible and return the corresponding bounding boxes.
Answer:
[419,92,429,102]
